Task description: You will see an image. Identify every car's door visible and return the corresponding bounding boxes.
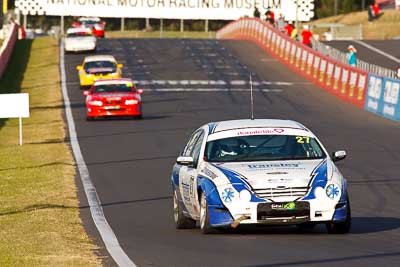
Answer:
[179,130,205,218]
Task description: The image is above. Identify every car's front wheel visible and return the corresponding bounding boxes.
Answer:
[326,196,351,234]
[173,189,196,229]
[200,192,217,234]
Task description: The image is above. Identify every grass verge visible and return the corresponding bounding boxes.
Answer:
[0,37,101,266]
[311,9,400,39]
[107,30,216,39]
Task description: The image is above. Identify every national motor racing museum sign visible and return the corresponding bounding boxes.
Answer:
[15,0,315,21]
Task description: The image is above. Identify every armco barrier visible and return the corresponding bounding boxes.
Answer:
[0,23,19,79]
[217,18,369,109]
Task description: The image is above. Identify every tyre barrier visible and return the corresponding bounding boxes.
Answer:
[216,18,400,122]
[0,23,18,79]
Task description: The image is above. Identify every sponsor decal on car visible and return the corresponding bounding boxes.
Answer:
[221,188,235,203]
[237,128,285,136]
[271,202,297,210]
[248,163,302,170]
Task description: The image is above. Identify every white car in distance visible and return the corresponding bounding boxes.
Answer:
[64,28,96,53]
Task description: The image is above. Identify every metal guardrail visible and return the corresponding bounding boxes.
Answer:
[312,39,397,79]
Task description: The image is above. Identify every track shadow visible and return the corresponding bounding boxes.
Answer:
[0,40,33,130]
[223,217,400,235]
[248,251,400,267]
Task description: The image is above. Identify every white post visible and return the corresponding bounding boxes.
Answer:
[16,9,21,25]
[19,117,22,146]
[180,19,184,33]
[205,19,209,32]
[61,15,64,35]
[160,18,163,38]
[121,17,125,31]
[23,14,27,30]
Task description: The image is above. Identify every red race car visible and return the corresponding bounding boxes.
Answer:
[84,79,143,120]
[72,17,105,38]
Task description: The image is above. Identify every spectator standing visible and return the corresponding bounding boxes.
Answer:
[301,25,313,48]
[265,7,275,25]
[253,7,261,18]
[276,14,286,31]
[291,27,298,40]
[284,21,294,37]
[368,5,374,22]
[346,45,357,67]
[373,2,381,17]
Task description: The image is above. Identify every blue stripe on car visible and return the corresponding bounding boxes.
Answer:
[197,175,224,206]
[302,159,328,200]
[212,164,265,203]
[208,122,218,134]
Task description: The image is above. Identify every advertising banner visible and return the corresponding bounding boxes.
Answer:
[382,78,400,120]
[365,74,384,115]
[15,0,315,20]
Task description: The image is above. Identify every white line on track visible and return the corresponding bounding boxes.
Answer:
[133,80,294,86]
[60,42,136,267]
[143,88,283,92]
[353,40,400,64]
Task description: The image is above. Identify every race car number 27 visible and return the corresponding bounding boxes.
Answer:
[296,136,310,144]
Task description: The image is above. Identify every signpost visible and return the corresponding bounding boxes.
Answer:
[0,93,30,146]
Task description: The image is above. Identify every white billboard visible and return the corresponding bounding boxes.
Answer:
[0,93,30,118]
[15,0,315,21]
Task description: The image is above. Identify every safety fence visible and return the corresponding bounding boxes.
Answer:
[312,39,398,79]
[0,23,18,79]
[216,18,400,122]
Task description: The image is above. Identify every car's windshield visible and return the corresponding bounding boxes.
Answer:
[205,135,326,162]
[67,32,92,37]
[93,84,134,93]
[84,61,116,72]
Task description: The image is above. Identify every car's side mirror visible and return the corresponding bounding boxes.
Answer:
[83,90,90,96]
[332,150,346,162]
[117,63,123,68]
[76,65,83,71]
[176,156,194,166]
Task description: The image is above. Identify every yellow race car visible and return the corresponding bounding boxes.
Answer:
[76,55,123,88]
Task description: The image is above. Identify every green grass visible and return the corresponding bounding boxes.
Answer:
[0,38,101,266]
[310,9,400,39]
[107,30,216,39]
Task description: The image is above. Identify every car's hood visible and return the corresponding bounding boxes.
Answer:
[213,159,326,189]
[90,92,138,100]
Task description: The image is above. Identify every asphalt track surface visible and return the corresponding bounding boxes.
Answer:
[65,39,400,267]
[325,40,400,71]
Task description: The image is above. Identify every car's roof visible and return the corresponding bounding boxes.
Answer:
[208,119,308,133]
[66,27,91,34]
[79,17,101,22]
[84,55,116,63]
[94,78,134,86]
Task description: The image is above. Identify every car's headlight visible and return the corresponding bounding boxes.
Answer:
[239,189,251,202]
[325,184,341,200]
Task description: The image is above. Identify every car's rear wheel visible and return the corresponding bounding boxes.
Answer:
[326,196,351,234]
[173,189,196,229]
[200,192,217,234]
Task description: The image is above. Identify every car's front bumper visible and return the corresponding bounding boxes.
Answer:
[87,104,142,118]
[209,198,347,227]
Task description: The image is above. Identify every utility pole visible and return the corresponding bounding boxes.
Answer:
[334,0,338,16]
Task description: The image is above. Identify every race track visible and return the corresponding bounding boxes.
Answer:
[64,38,400,267]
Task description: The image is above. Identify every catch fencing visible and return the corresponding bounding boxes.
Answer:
[0,23,18,79]
[216,18,400,122]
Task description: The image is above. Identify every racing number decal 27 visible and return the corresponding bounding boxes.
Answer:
[296,136,310,144]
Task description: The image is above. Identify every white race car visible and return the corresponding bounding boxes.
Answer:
[64,28,96,53]
[171,119,351,234]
